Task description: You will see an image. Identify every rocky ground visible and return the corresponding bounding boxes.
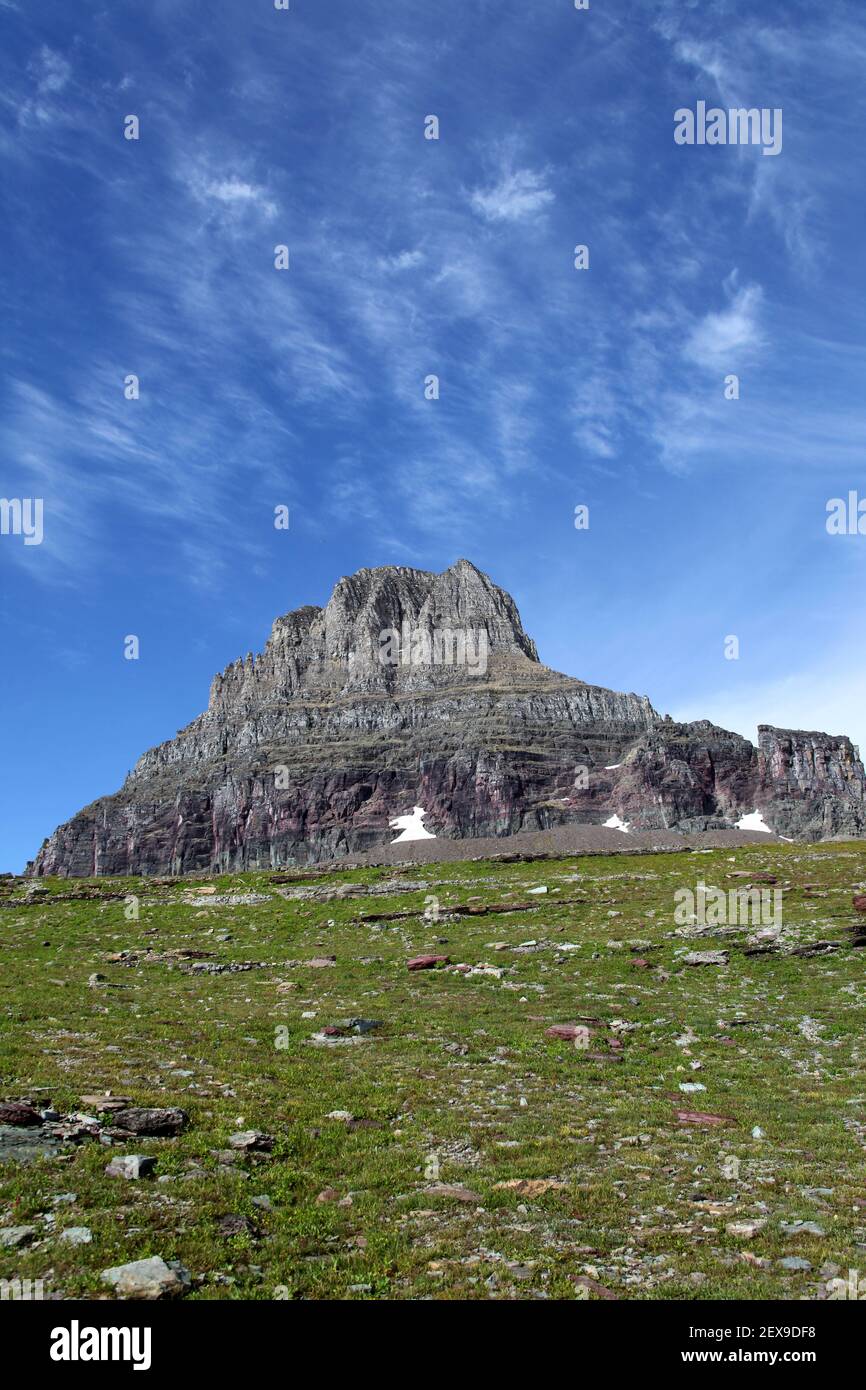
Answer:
[346,824,782,866]
[2,841,866,1301]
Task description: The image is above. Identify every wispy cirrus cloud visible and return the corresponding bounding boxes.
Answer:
[684,282,765,368]
[377,248,425,273]
[16,45,73,126]
[193,175,278,219]
[571,373,621,460]
[1,3,863,577]
[469,166,555,222]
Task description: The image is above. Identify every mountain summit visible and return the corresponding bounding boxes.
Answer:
[31,560,866,875]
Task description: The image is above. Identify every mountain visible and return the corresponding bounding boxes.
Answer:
[29,559,866,876]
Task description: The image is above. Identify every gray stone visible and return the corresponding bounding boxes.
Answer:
[105,1154,157,1180]
[780,1221,826,1238]
[228,1130,274,1152]
[0,1226,37,1249]
[684,951,729,967]
[60,1226,93,1245]
[218,1214,256,1237]
[111,1108,188,1137]
[0,1125,64,1166]
[726,1219,766,1239]
[100,1255,190,1300]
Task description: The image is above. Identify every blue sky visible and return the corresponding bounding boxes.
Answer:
[2,0,865,873]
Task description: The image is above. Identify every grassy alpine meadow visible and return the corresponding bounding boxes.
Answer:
[1,840,866,1302]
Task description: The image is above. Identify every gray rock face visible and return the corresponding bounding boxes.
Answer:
[756,725,866,838]
[28,559,866,876]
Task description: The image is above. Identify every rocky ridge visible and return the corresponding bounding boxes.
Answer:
[30,560,866,875]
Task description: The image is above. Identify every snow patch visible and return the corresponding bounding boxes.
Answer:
[603,814,631,834]
[390,806,436,843]
[735,809,772,834]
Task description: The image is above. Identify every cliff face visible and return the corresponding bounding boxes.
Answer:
[29,560,866,875]
[755,725,866,838]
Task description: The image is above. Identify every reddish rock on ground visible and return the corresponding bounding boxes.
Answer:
[0,1103,42,1127]
[407,954,450,971]
[544,1023,595,1041]
[675,1109,735,1127]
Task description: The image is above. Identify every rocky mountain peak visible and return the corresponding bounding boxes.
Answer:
[28,560,866,876]
[208,560,539,711]
[316,558,538,667]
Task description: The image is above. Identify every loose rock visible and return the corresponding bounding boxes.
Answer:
[422,1184,480,1203]
[228,1130,274,1153]
[101,1256,190,1300]
[60,1226,93,1245]
[407,955,450,971]
[726,1220,766,1239]
[111,1108,188,1137]
[105,1155,157,1180]
[0,1226,36,1249]
[683,951,729,967]
[0,1102,42,1127]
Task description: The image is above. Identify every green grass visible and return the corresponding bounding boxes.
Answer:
[2,841,866,1300]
